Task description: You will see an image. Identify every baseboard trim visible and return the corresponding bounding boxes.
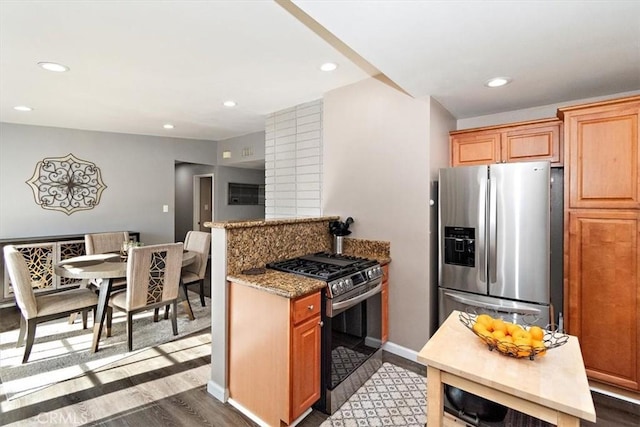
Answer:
[228,398,269,427]
[589,381,640,405]
[206,380,228,403]
[383,340,424,365]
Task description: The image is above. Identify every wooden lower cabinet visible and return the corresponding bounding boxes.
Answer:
[566,210,639,390]
[291,313,321,418]
[381,264,389,344]
[229,283,321,426]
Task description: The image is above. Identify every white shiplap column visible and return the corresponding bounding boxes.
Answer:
[265,99,322,218]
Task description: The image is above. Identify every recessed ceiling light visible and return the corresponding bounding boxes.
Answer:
[485,77,512,88]
[320,62,338,72]
[13,105,33,112]
[37,62,70,72]
[163,123,175,129]
[223,100,237,107]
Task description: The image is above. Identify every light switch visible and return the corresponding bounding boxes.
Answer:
[204,204,209,211]
[163,205,169,213]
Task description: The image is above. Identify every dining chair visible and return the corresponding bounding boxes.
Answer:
[105,242,183,351]
[84,231,130,255]
[83,231,129,288]
[181,230,211,307]
[71,231,130,324]
[3,245,99,363]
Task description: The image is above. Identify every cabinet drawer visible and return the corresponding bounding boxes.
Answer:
[292,292,321,325]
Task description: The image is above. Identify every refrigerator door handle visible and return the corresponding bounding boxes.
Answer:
[478,173,487,284]
[488,173,497,284]
[444,291,541,315]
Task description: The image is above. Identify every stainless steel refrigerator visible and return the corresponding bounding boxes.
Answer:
[438,161,551,328]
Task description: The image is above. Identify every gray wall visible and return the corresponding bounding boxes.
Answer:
[214,166,265,221]
[217,131,265,167]
[0,123,216,243]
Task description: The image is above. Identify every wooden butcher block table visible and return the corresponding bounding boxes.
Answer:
[418,310,596,427]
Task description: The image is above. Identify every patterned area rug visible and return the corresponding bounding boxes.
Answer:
[320,362,552,427]
[321,362,427,427]
[0,294,210,400]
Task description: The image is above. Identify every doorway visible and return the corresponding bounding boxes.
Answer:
[193,174,214,232]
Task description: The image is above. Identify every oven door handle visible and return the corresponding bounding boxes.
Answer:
[330,282,382,315]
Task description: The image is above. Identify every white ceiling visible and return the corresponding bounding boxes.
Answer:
[1,1,639,145]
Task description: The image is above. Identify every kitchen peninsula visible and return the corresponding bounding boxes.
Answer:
[204,216,390,426]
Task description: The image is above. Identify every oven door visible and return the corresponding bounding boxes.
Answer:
[319,279,384,414]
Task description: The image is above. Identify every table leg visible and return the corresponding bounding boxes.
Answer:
[427,365,444,427]
[557,412,579,427]
[91,278,113,353]
[180,279,195,320]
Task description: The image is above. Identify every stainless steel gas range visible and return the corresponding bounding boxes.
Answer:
[267,251,384,414]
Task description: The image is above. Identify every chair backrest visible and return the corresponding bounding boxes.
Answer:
[183,230,211,279]
[125,242,183,310]
[85,231,130,255]
[3,245,38,319]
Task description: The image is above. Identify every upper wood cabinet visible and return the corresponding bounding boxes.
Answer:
[450,118,562,167]
[559,96,640,209]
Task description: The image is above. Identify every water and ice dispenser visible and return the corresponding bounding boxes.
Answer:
[443,227,475,267]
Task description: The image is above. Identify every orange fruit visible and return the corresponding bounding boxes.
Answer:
[529,326,544,341]
[506,323,523,336]
[473,322,487,335]
[511,329,531,341]
[532,340,547,357]
[492,330,506,341]
[514,338,533,357]
[472,323,492,343]
[496,335,516,354]
[476,314,494,329]
[491,319,508,334]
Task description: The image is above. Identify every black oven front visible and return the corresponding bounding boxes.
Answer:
[317,278,384,414]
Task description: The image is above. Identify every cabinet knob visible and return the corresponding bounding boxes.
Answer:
[318,320,324,327]
[307,305,314,310]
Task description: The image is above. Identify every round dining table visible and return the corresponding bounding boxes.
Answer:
[55,251,197,353]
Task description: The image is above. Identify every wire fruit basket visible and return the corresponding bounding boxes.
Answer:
[459,311,569,360]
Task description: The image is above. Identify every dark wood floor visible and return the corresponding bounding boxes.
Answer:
[1,296,639,427]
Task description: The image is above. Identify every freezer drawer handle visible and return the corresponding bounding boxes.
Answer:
[444,291,540,315]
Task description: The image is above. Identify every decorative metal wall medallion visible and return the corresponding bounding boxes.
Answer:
[26,153,107,215]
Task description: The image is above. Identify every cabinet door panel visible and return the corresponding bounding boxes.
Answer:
[451,133,500,166]
[567,211,639,390]
[567,107,639,208]
[503,123,561,164]
[291,315,321,420]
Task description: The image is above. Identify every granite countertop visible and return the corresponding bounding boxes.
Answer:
[205,216,339,230]
[227,269,327,299]
[227,253,391,299]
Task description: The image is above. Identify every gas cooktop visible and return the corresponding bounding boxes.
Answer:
[267,252,377,281]
[267,252,383,298]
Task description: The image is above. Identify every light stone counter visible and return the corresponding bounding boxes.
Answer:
[227,269,326,299]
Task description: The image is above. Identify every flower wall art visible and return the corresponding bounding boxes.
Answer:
[26,153,107,215]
